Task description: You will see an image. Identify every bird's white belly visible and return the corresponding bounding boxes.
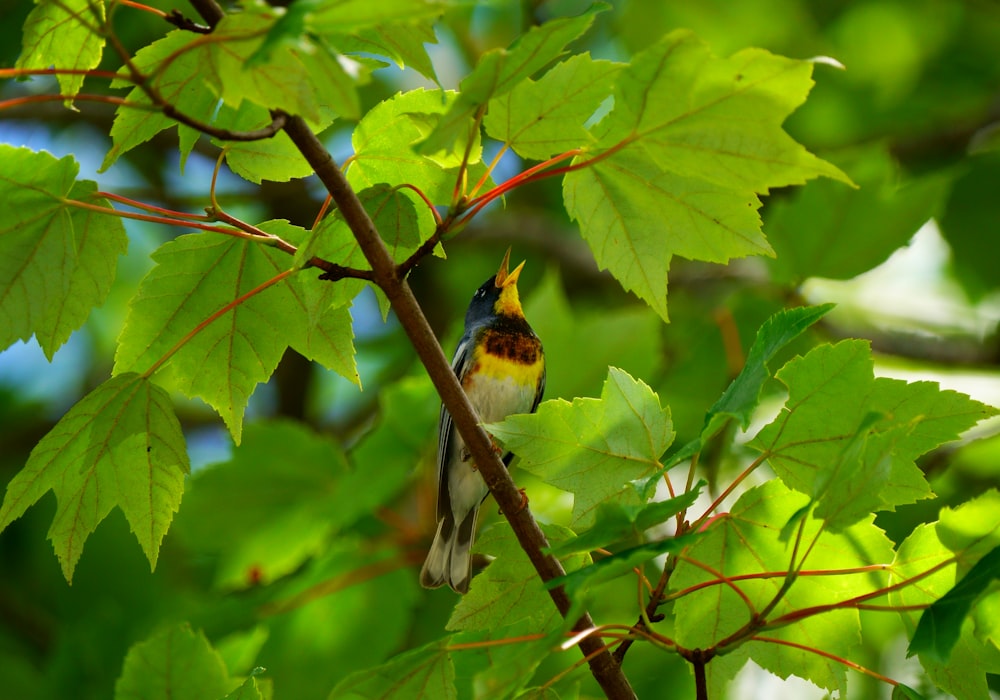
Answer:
[446,373,536,519]
[464,373,537,424]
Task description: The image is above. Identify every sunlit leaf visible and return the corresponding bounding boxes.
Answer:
[115,225,357,442]
[213,101,334,184]
[448,522,583,633]
[347,88,487,204]
[672,480,896,695]
[703,303,834,436]
[484,53,622,160]
[103,8,359,171]
[564,31,850,320]
[420,6,605,153]
[752,339,996,530]
[17,0,105,102]
[103,29,220,170]
[891,492,1000,699]
[910,545,1000,663]
[209,7,359,123]
[0,147,127,359]
[487,367,674,527]
[0,373,188,582]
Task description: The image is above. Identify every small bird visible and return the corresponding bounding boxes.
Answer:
[420,249,545,594]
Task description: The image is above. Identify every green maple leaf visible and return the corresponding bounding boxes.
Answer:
[0,373,188,582]
[212,8,361,123]
[890,492,1000,699]
[115,223,358,443]
[487,367,674,527]
[115,623,232,700]
[563,30,850,320]
[334,22,439,83]
[672,479,896,695]
[453,619,563,700]
[17,0,105,103]
[643,303,831,498]
[102,29,220,171]
[308,0,447,33]
[420,6,605,154]
[296,184,436,312]
[751,339,997,531]
[103,8,358,171]
[448,523,584,633]
[910,545,1000,664]
[347,88,489,205]
[212,101,334,184]
[484,53,622,160]
[703,303,834,436]
[547,485,703,558]
[250,0,440,81]
[0,146,127,359]
[329,640,455,700]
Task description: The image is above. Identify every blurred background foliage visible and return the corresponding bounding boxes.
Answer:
[1,0,999,698]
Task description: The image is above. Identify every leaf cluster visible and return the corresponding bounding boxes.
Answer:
[2,1,1000,699]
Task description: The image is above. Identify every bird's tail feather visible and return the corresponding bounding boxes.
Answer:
[420,507,479,594]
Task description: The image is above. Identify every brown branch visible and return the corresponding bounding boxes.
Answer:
[185,0,225,28]
[96,2,285,143]
[161,103,288,141]
[208,207,373,280]
[692,649,709,700]
[279,111,636,699]
[164,9,213,33]
[175,4,635,696]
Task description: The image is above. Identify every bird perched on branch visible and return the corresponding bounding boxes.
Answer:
[420,249,545,594]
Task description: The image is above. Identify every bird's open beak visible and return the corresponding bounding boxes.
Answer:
[495,247,525,288]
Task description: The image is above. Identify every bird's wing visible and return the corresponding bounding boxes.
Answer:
[436,333,475,521]
[532,360,546,413]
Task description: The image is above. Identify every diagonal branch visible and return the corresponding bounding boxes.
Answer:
[178,3,636,696]
[279,115,635,700]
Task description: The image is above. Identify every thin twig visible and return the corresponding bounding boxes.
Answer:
[165,9,213,33]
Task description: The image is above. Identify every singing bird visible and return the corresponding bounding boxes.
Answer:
[419,250,545,594]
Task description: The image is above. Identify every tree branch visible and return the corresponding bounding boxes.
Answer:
[278,114,635,699]
[161,103,288,141]
[179,5,636,697]
[164,8,213,33]
[185,0,225,28]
